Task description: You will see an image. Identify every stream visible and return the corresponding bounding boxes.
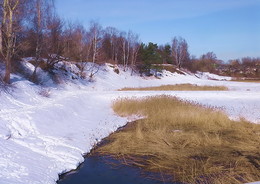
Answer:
[58,155,180,184]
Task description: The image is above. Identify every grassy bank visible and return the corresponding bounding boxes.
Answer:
[96,96,260,184]
[119,84,228,91]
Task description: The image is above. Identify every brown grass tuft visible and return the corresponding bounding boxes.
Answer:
[96,96,260,184]
[119,84,228,91]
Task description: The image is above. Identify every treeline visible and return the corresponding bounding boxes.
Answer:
[188,54,260,78]
[221,57,260,78]
[0,0,259,84]
[0,0,142,83]
[0,0,199,84]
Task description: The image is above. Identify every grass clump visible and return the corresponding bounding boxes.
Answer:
[96,96,260,184]
[119,84,228,91]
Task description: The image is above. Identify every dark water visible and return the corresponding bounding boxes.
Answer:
[58,155,180,184]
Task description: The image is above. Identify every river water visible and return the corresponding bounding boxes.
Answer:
[58,155,180,184]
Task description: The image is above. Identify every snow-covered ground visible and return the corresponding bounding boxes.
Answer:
[0,63,259,184]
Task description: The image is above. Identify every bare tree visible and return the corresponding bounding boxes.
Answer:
[102,26,119,63]
[65,24,91,78]
[0,0,22,83]
[201,51,217,61]
[119,31,127,70]
[109,27,120,63]
[128,31,140,71]
[126,31,131,68]
[0,11,2,54]
[171,36,189,69]
[64,23,88,61]
[45,15,64,70]
[88,21,103,63]
[62,22,73,59]
[29,0,54,79]
[195,52,220,73]
[102,28,140,72]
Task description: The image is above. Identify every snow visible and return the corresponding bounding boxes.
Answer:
[195,71,232,81]
[0,62,259,184]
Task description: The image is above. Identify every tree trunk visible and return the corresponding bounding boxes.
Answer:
[3,54,11,84]
[2,0,19,84]
[31,0,43,81]
[126,40,130,69]
[0,27,2,54]
[4,4,13,84]
[92,32,97,63]
[122,40,126,71]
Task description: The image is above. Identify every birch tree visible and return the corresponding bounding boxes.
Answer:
[171,36,189,69]
[0,0,21,83]
[128,31,140,71]
[119,31,127,70]
[88,21,102,63]
[85,21,103,78]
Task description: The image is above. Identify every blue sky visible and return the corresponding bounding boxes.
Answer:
[55,0,260,61]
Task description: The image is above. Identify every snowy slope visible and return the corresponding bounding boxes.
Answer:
[0,63,259,184]
[0,82,128,184]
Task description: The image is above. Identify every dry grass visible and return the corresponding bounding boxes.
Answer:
[119,84,228,91]
[95,96,260,184]
[231,79,260,83]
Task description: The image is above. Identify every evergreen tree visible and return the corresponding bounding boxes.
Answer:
[138,42,162,76]
[161,44,172,64]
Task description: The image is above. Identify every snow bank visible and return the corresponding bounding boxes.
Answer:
[196,72,232,81]
[0,63,259,184]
